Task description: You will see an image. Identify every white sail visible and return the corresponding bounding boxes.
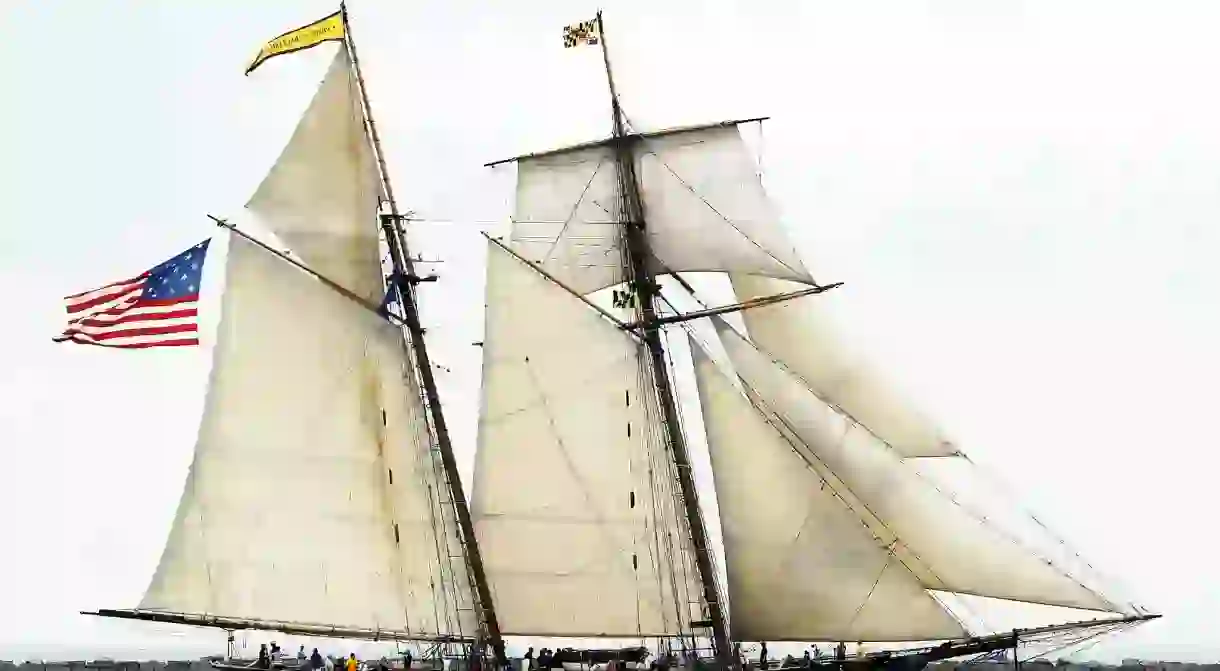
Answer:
[710,316,1119,613]
[730,274,957,458]
[141,236,471,635]
[471,241,697,637]
[141,45,473,636]
[247,47,385,300]
[689,337,967,642]
[510,124,813,295]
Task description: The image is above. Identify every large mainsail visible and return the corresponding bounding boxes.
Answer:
[471,241,699,637]
[140,47,473,638]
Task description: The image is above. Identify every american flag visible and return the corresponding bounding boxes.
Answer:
[54,239,211,349]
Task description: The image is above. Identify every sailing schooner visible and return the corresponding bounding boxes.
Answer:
[74,5,1158,671]
[472,9,1156,669]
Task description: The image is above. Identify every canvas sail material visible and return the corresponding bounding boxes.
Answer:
[140,236,471,635]
[729,274,956,458]
[246,47,386,301]
[510,124,812,295]
[689,337,967,642]
[710,317,1119,613]
[471,241,697,637]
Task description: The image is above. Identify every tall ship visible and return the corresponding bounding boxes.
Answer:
[66,5,1158,670]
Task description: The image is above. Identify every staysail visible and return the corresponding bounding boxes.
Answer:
[708,315,1119,614]
[509,123,814,295]
[729,274,957,458]
[471,241,700,637]
[140,46,473,637]
[688,336,966,642]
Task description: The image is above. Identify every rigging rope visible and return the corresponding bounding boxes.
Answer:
[379,245,472,640]
[662,278,1118,616]
[672,315,973,635]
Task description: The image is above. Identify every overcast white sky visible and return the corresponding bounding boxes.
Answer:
[2,0,1218,664]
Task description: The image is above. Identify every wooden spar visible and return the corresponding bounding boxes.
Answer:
[338,4,505,663]
[209,215,410,326]
[483,116,770,167]
[895,613,1160,667]
[83,609,475,645]
[620,283,844,330]
[594,11,733,666]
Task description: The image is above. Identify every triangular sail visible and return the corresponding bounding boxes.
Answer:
[710,316,1119,613]
[141,237,471,635]
[141,48,473,636]
[471,241,698,637]
[510,124,813,295]
[246,47,385,300]
[729,274,957,458]
[689,336,967,642]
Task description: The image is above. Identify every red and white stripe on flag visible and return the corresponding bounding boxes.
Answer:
[54,239,210,350]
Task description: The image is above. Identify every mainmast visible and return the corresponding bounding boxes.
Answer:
[339,4,505,663]
[594,12,732,666]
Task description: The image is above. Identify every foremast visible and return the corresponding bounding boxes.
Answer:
[594,12,732,666]
[340,4,505,663]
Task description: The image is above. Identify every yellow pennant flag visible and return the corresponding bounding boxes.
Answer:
[245,10,345,75]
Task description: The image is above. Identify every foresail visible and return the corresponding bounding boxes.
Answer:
[710,317,1120,613]
[730,274,956,458]
[141,237,472,635]
[689,337,966,642]
[246,47,385,300]
[510,124,812,294]
[471,241,697,637]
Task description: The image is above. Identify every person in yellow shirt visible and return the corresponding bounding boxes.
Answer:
[346,654,358,671]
